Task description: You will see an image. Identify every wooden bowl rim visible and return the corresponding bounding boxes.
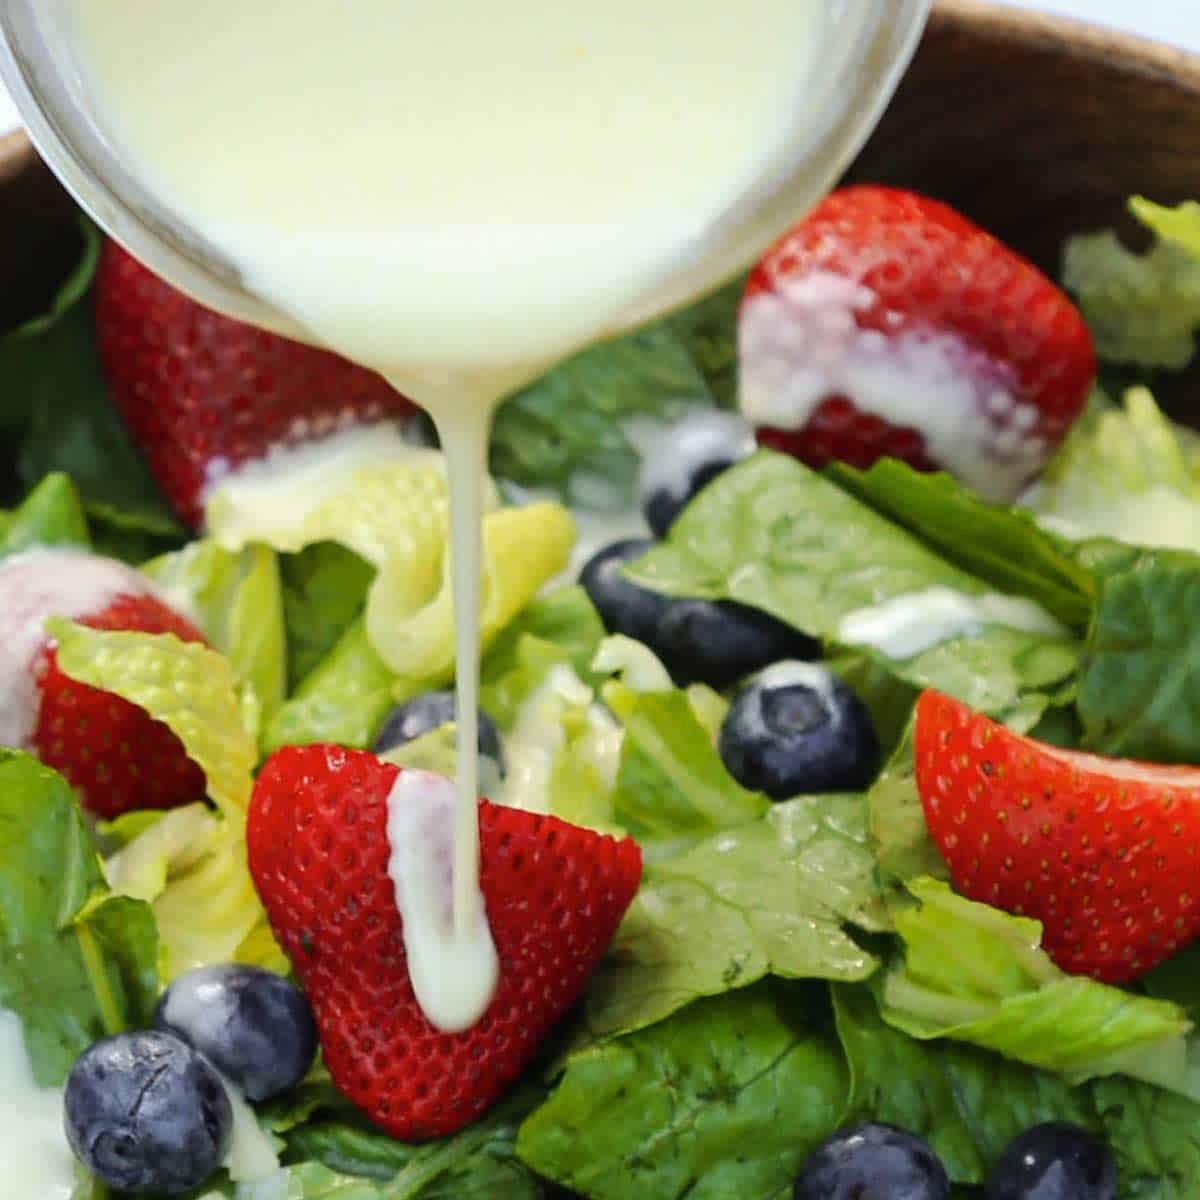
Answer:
[934,0,1200,84]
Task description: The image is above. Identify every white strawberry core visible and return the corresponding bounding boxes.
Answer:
[837,586,1066,661]
[384,769,499,1033]
[0,548,155,748]
[738,272,1047,502]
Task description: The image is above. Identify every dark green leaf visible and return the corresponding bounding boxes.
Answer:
[828,460,1094,631]
[517,984,848,1200]
[0,751,158,1085]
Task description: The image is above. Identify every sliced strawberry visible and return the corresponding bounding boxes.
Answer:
[914,689,1200,983]
[247,745,642,1140]
[740,186,1095,501]
[33,591,208,820]
[93,239,415,527]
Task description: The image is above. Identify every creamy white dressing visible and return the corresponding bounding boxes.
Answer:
[384,770,499,1033]
[838,586,1067,661]
[739,272,1046,502]
[0,1012,77,1200]
[636,410,756,509]
[0,547,156,747]
[67,0,831,1031]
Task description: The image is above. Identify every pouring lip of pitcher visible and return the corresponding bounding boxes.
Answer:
[0,1,929,352]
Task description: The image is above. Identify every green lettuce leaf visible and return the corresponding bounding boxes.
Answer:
[878,879,1192,1094]
[1074,545,1200,762]
[517,984,847,1200]
[0,472,90,557]
[480,585,606,724]
[264,619,406,752]
[867,724,948,889]
[49,621,281,978]
[629,452,1080,720]
[829,458,1093,631]
[1028,387,1200,553]
[143,539,288,740]
[1064,196,1200,369]
[579,794,888,1042]
[603,682,766,851]
[281,1090,544,1197]
[280,543,376,689]
[0,750,158,1086]
[1093,1074,1200,1198]
[207,453,573,682]
[0,218,183,552]
[834,983,1103,1186]
[490,278,742,501]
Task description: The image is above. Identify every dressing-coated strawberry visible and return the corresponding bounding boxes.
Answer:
[740,186,1095,501]
[247,745,642,1140]
[34,592,208,819]
[914,689,1200,983]
[93,239,414,527]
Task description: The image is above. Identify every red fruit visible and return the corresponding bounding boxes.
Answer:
[33,593,208,820]
[914,689,1200,983]
[741,186,1095,501]
[94,238,415,527]
[247,745,642,1140]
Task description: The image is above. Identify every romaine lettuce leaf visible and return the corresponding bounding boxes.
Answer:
[603,682,766,850]
[1074,545,1200,762]
[490,278,742,501]
[867,724,948,890]
[833,983,1103,1187]
[628,452,1080,721]
[143,539,288,741]
[480,586,606,737]
[0,472,90,558]
[829,458,1093,631]
[0,750,158,1086]
[579,794,888,1042]
[1028,387,1200,553]
[517,984,847,1200]
[280,542,376,689]
[49,622,281,977]
[265,618,403,752]
[878,879,1192,1094]
[1064,196,1200,369]
[208,455,573,683]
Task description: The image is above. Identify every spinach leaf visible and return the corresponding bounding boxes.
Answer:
[0,751,158,1085]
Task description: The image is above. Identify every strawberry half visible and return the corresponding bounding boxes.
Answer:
[94,239,415,527]
[0,548,210,819]
[914,689,1200,983]
[740,186,1095,501]
[247,745,642,1140]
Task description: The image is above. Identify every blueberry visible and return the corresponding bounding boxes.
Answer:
[639,410,756,536]
[795,1123,949,1200]
[986,1123,1117,1200]
[719,661,880,798]
[154,964,318,1103]
[64,1029,232,1196]
[655,598,819,690]
[579,538,669,648]
[373,689,504,775]
[580,538,817,689]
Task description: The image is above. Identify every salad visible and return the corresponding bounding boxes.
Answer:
[3,180,1200,1200]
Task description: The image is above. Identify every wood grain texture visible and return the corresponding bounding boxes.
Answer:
[2,1,1200,379]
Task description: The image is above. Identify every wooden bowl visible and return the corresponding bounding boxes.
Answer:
[2,0,1200,386]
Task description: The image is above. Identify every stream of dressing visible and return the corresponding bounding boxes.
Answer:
[66,0,827,1033]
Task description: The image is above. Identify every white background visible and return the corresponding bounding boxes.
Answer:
[0,3,1196,135]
